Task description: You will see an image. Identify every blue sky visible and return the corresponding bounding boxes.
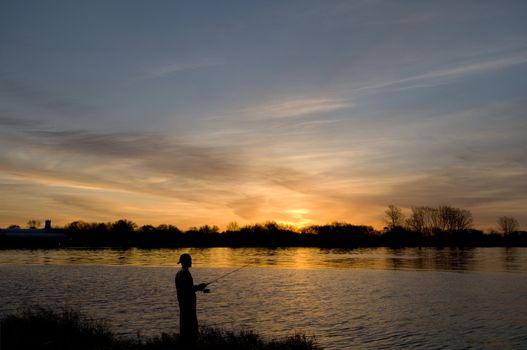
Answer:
[1,0,526,230]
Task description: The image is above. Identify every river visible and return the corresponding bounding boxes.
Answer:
[1,247,526,349]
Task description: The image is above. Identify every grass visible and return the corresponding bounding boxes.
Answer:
[0,306,322,350]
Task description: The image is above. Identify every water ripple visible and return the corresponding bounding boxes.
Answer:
[0,248,526,349]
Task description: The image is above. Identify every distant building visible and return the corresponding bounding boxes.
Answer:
[0,220,65,239]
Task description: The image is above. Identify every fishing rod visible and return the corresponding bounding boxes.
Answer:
[201,263,251,293]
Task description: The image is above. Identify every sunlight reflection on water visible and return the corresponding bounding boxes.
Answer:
[1,248,526,349]
[1,247,527,273]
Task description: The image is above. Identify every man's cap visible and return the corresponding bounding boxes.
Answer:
[177,253,191,264]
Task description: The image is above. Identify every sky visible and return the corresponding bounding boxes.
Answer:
[1,0,526,230]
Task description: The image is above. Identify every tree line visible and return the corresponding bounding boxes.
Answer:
[1,205,525,248]
[383,204,521,235]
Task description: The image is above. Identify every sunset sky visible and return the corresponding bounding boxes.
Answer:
[1,1,526,230]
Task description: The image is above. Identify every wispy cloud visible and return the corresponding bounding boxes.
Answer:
[0,77,97,116]
[0,115,36,128]
[377,162,527,212]
[357,51,527,93]
[228,195,266,220]
[408,53,527,83]
[20,129,248,183]
[141,58,222,80]
[50,194,125,218]
[244,97,352,120]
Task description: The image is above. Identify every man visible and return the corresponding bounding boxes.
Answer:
[175,253,207,345]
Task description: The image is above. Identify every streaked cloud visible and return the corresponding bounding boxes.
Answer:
[228,195,266,220]
[140,58,222,80]
[1,129,248,193]
[0,77,97,117]
[243,97,352,120]
[0,115,36,128]
[356,50,527,93]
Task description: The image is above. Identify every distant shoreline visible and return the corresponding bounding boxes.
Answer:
[1,231,526,249]
[2,219,527,249]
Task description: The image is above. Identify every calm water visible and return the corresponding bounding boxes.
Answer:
[1,247,526,349]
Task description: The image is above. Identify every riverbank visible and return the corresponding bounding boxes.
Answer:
[0,306,321,350]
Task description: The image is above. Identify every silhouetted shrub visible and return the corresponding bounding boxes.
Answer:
[0,306,321,350]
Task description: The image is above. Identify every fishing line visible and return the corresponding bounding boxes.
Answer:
[201,263,251,292]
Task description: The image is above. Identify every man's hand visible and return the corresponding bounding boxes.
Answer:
[196,283,208,291]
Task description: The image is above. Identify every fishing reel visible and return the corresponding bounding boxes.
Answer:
[199,283,210,293]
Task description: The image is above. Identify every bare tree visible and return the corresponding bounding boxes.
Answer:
[437,205,473,231]
[384,205,405,229]
[406,205,473,234]
[406,207,425,233]
[226,221,240,232]
[406,206,436,235]
[497,216,519,235]
[27,219,41,229]
[454,208,473,230]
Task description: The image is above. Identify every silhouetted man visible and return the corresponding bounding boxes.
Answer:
[175,253,206,345]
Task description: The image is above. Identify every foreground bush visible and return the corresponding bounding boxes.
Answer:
[0,306,321,350]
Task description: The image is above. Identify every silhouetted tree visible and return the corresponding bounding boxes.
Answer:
[7,225,21,229]
[156,224,181,232]
[134,224,182,246]
[302,222,376,247]
[406,205,473,234]
[226,221,240,232]
[66,221,91,232]
[139,225,156,233]
[183,225,221,246]
[437,205,473,231]
[111,219,137,233]
[384,205,405,229]
[6,214,524,248]
[64,221,110,245]
[497,216,519,235]
[27,220,41,229]
[406,207,434,234]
